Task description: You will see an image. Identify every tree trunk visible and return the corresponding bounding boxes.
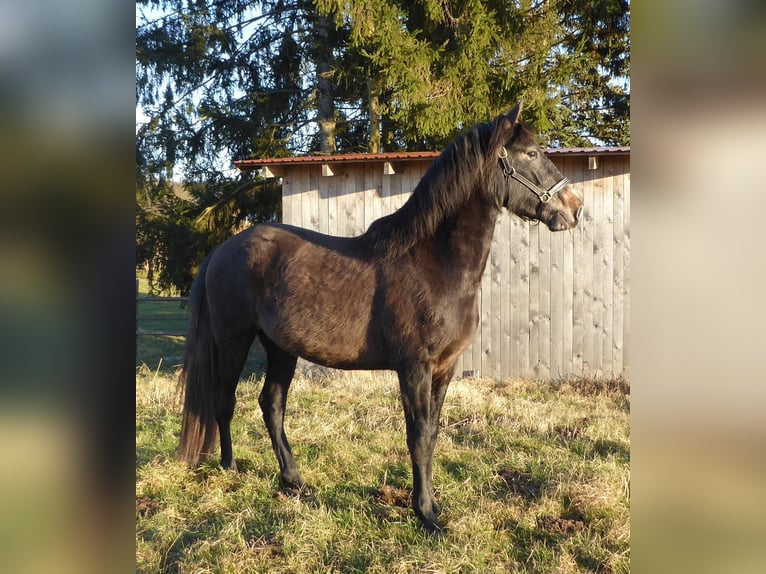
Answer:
[367,78,380,153]
[314,14,336,154]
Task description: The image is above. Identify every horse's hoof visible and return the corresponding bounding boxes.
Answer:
[281,482,313,499]
[422,517,446,536]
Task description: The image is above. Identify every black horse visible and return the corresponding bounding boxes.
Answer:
[178,103,582,532]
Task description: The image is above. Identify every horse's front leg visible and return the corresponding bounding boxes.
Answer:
[398,361,443,533]
[426,363,456,517]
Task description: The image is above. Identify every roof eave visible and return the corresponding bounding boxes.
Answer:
[234,147,630,171]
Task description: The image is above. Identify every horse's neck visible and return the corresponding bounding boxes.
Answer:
[428,195,499,290]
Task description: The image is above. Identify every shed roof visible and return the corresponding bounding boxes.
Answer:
[234,146,629,171]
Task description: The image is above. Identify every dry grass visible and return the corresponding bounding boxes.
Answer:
[136,361,629,573]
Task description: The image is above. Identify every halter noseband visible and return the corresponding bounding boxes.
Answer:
[498,147,569,204]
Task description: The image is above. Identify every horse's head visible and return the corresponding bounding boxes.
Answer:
[487,103,582,231]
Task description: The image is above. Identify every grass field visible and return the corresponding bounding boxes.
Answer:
[137,326,630,573]
[135,271,190,345]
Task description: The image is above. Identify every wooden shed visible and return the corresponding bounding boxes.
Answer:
[235,147,629,381]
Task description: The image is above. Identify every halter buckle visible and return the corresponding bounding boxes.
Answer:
[498,147,514,177]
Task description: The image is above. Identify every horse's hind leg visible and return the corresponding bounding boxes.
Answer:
[258,337,304,491]
[215,339,254,470]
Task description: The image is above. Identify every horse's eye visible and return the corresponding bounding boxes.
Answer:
[527,151,538,159]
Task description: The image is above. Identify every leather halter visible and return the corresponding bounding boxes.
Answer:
[498,147,570,204]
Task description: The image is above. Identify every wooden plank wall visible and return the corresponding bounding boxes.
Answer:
[281,155,630,380]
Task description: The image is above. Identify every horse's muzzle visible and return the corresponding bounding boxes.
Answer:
[547,189,582,231]
[547,213,574,232]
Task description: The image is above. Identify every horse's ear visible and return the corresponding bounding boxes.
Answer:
[506,101,523,125]
[489,101,523,158]
[496,102,522,138]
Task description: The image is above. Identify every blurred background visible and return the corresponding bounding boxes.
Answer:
[0,2,134,573]
[632,1,766,572]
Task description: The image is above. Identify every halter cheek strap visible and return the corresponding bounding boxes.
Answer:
[499,147,569,203]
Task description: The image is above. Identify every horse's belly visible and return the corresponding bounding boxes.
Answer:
[287,322,378,368]
[270,327,386,371]
[256,289,384,370]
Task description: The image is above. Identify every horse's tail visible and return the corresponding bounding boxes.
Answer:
[178,252,219,466]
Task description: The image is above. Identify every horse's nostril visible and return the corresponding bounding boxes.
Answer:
[575,205,583,222]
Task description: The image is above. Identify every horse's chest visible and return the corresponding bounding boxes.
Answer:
[425,294,478,352]
[383,259,481,364]
[421,300,478,373]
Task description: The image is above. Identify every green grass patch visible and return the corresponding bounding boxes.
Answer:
[137,368,629,573]
[136,299,189,335]
[136,269,189,338]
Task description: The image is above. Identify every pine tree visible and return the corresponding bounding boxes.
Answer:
[316,0,629,148]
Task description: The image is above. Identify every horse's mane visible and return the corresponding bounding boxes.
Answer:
[363,118,537,255]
